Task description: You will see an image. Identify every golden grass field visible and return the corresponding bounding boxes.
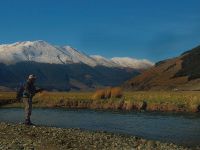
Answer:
[0,90,200,112]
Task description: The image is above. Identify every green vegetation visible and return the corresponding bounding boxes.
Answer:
[0,91,200,112]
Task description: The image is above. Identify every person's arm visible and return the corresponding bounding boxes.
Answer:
[35,88,44,93]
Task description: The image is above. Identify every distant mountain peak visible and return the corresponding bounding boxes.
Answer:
[10,40,47,46]
[111,57,154,69]
[0,40,154,69]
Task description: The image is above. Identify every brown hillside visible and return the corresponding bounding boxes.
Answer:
[124,45,200,91]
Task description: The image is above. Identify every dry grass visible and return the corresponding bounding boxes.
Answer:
[92,89,106,100]
[111,87,123,98]
[124,91,200,112]
[0,91,200,112]
[0,92,16,100]
[92,87,123,100]
[0,92,16,106]
[33,91,93,108]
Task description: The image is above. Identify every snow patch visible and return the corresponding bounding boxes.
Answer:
[111,57,154,69]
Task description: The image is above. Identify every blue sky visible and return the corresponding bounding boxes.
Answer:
[0,0,200,62]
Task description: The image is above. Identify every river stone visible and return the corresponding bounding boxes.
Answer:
[147,140,156,148]
[0,122,193,150]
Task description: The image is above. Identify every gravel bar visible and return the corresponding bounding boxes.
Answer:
[0,122,198,150]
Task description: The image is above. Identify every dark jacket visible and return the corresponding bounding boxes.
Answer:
[23,80,37,98]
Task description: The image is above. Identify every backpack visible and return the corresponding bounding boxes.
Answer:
[16,82,25,101]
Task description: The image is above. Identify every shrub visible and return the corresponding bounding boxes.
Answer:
[111,87,123,98]
[92,87,123,100]
[92,89,106,100]
[105,87,112,99]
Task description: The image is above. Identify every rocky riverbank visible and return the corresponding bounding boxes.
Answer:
[0,122,196,150]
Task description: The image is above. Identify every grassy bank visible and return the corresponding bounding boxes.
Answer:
[0,91,200,112]
[0,122,192,150]
[0,92,17,106]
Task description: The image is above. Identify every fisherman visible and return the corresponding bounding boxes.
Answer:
[22,74,43,125]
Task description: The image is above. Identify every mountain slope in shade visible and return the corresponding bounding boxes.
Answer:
[124,45,200,91]
[0,41,154,69]
[0,62,139,91]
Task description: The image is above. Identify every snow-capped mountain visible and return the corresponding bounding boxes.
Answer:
[0,40,154,69]
[111,57,154,69]
[90,55,119,67]
[0,40,97,66]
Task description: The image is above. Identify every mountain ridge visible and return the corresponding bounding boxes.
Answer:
[124,45,200,91]
[0,40,154,69]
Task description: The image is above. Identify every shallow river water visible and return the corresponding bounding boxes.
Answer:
[0,108,200,147]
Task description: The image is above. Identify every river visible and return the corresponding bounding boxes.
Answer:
[0,108,200,147]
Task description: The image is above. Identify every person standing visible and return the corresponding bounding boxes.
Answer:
[22,74,43,125]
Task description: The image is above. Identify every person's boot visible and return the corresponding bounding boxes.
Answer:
[25,119,34,125]
[25,119,30,125]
